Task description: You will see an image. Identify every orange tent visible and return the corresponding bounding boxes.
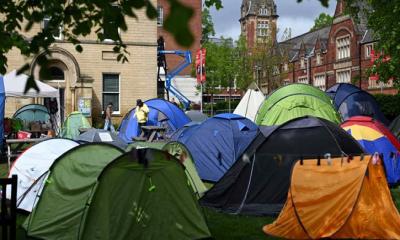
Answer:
[263,155,400,239]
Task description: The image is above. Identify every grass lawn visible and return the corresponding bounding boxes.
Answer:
[2,160,400,240]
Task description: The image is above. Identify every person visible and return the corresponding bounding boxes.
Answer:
[134,99,149,134]
[103,102,115,132]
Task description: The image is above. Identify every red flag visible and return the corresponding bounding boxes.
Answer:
[196,49,206,84]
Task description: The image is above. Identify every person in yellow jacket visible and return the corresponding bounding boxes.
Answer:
[134,99,150,131]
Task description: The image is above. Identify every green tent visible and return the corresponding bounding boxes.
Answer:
[24,143,124,240]
[128,141,207,197]
[61,111,91,140]
[80,149,211,240]
[255,84,341,126]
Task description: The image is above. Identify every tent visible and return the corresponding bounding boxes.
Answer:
[172,113,259,182]
[264,156,400,239]
[200,116,364,216]
[77,128,127,150]
[390,115,400,139]
[326,83,388,125]
[24,143,124,239]
[128,141,208,197]
[80,149,211,240]
[6,138,79,212]
[234,83,265,122]
[185,110,208,123]
[0,70,61,148]
[118,98,190,143]
[256,84,341,126]
[341,116,400,184]
[60,111,91,140]
[13,104,50,123]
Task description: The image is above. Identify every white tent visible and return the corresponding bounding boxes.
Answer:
[233,83,265,122]
[3,70,59,98]
[2,70,61,132]
[7,138,79,212]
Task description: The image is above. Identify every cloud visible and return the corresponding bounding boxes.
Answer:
[209,0,336,40]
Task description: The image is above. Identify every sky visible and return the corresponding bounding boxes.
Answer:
[209,0,336,41]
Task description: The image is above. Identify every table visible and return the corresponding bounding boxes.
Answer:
[134,126,167,142]
[5,137,51,170]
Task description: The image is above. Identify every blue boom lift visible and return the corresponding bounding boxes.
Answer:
[157,37,191,110]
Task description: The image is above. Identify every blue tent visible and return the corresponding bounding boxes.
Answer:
[172,113,259,182]
[118,99,190,143]
[326,83,388,125]
[0,76,5,150]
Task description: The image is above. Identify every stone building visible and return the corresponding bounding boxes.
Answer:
[5,4,157,126]
[276,0,397,94]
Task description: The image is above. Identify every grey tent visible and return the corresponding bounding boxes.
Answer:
[77,128,127,149]
[185,110,208,123]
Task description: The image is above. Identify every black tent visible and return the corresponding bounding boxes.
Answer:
[200,116,365,216]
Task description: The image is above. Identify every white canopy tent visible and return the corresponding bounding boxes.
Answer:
[233,83,265,122]
[3,70,61,131]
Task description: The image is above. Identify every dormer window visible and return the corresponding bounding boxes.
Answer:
[316,53,322,65]
[300,57,305,69]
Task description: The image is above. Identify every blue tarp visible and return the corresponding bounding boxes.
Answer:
[326,83,388,125]
[118,99,190,143]
[172,113,259,182]
[0,76,4,150]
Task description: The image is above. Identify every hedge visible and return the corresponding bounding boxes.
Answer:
[373,94,400,121]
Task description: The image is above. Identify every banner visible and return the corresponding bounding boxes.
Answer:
[196,48,206,84]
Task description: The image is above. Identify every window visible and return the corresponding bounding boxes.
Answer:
[336,36,351,60]
[49,67,64,81]
[316,53,322,65]
[257,21,269,37]
[314,74,326,90]
[42,16,63,40]
[157,6,163,26]
[103,73,120,112]
[365,44,373,59]
[283,63,288,72]
[336,69,351,83]
[300,57,305,69]
[259,6,268,16]
[103,6,120,41]
[298,76,308,84]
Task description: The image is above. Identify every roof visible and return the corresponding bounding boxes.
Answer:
[241,0,277,18]
[279,26,331,61]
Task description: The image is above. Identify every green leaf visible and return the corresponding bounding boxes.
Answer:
[24,75,39,94]
[75,44,83,53]
[164,0,194,47]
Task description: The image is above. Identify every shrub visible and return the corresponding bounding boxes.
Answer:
[373,94,400,121]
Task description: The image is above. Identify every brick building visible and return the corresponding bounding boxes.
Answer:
[276,0,397,94]
[157,0,202,105]
[240,0,278,49]
[5,3,157,126]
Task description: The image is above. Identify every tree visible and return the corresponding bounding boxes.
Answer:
[201,8,215,43]
[310,13,333,31]
[345,0,400,88]
[0,0,222,92]
[235,36,253,89]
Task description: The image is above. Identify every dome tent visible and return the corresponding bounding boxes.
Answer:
[6,138,79,212]
[77,128,127,150]
[60,111,91,140]
[172,113,259,182]
[256,84,341,126]
[185,110,208,123]
[80,149,211,240]
[200,116,364,216]
[118,98,190,143]
[341,116,400,184]
[326,83,389,125]
[127,141,208,197]
[13,104,50,123]
[264,156,400,239]
[24,144,124,239]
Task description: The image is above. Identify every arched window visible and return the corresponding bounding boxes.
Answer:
[49,66,64,80]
